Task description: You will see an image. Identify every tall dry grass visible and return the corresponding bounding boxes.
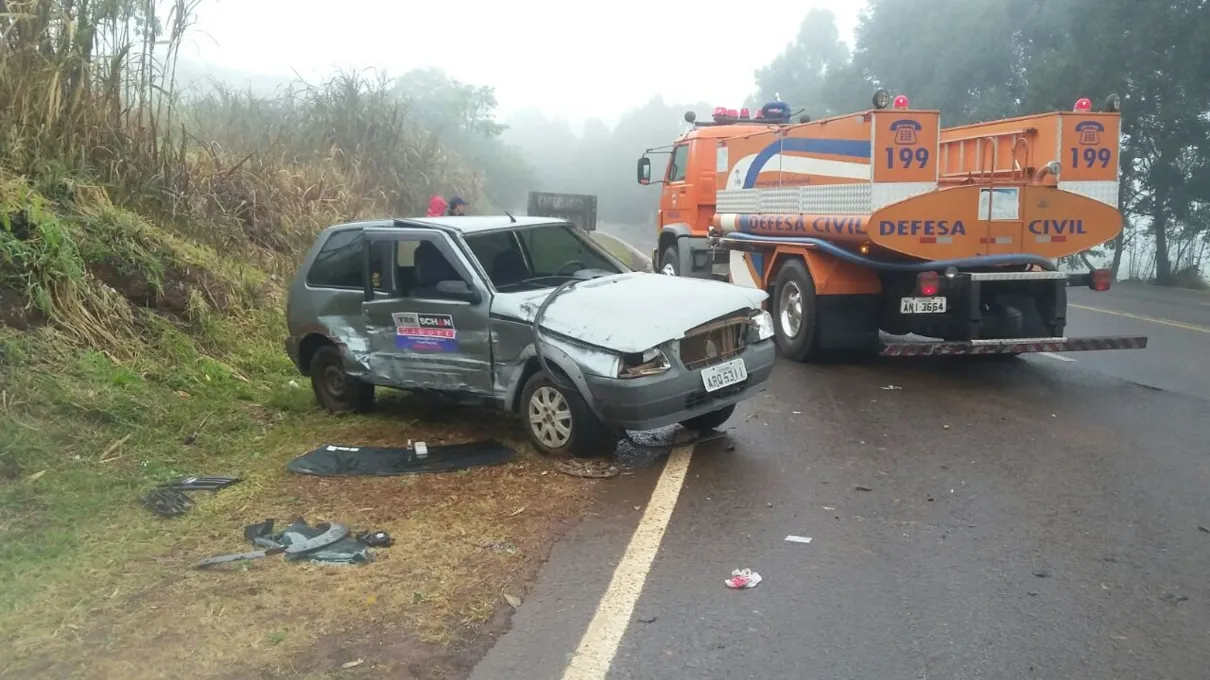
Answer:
[0,0,480,282]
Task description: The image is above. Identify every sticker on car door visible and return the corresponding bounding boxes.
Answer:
[394,313,457,351]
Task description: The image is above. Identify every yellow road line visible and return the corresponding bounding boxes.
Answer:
[1069,303,1210,334]
[561,445,694,680]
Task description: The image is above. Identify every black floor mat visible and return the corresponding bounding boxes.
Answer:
[287,440,515,477]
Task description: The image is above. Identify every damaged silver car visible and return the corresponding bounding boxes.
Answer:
[284,216,777,457]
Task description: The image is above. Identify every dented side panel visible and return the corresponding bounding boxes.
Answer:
[490,315,625,412]
[360,297,494,395]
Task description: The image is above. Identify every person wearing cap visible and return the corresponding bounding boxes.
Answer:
[447,195,468,216]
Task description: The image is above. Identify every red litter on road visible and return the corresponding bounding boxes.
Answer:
[725,568,762,589]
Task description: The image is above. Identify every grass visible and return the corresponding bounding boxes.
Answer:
[0,4,594,676]
[1,356,591,678]
[0,181,595,677]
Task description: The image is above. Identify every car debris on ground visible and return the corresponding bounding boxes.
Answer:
[552,458,621,478]
[287,440,514,476]
[140,476,241,517]
[195,518,389,568]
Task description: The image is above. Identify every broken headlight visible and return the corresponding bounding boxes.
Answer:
[750,310,775,341]
[617,347,670,378]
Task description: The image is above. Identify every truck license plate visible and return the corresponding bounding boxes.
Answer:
[701,358,747,392]
[900,297,947,314]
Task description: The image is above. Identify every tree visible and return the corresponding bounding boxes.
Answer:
[1019,0,1210,283]
[751,9,855,117]
[852,0,1025,125]
[393,68,537,210]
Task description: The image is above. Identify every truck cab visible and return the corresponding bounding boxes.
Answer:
[638,103,799,279]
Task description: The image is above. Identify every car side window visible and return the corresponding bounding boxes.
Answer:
[373,236,469,299]
[307,228,365,289]
[465,231,526,286]
[667,144,689,183]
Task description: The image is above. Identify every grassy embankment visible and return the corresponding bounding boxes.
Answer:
[0,4,588,678]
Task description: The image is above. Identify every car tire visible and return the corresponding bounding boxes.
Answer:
[520,370,617,458]
[679,404,736,432]
[771,258,823,362]
[658,245,679,276]
[310,345,375,413]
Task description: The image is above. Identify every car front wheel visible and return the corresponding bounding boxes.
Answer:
[520,370,617,458]
[679,404,736,432]
[310,345,375,413]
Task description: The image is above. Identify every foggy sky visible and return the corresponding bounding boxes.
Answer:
[182,0,866,123]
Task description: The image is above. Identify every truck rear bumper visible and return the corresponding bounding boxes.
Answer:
[880,334,1147,357]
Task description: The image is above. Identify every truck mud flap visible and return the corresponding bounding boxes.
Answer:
[880,335,1148,357]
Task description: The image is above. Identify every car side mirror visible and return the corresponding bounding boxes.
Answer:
[637,157,652,185]
[436,279,480,304]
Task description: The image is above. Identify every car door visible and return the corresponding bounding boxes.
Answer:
[660,142,691,229]
[359,227,493,396]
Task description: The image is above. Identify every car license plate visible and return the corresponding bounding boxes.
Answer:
[701,358,747,392]
[899,297,947,314]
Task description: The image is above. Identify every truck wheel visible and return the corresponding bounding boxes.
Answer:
[310,345,375,413]
[679,404,736,432]
[658,245,679,276]
[771,258,822,362]
[521,371,618,458]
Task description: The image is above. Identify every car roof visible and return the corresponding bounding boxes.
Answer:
[325,215,570,236]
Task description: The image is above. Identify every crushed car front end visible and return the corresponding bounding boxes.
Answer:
[579,308,777,431]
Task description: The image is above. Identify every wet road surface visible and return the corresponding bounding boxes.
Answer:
[470,284,1210,680]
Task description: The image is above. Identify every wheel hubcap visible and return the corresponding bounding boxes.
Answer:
[660,262,676,276]
[529,386,572,448]
[779,281,804,338]
[323,364,347,396]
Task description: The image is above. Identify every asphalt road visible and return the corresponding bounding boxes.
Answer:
[470,283,1210,680]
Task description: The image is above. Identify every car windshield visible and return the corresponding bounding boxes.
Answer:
[464,223,626,291]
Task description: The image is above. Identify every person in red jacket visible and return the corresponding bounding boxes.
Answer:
[425,195,448,217]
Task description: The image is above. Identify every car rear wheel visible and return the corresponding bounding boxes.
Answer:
[521,370,617,458]
[310,345,375,413]
[679,404,736,432]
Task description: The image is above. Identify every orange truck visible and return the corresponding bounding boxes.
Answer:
[636,91,1148,359]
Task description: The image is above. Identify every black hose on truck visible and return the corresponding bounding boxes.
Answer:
[717,232,1059,272]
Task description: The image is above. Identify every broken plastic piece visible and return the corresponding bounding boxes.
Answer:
[725,568,762,589]
[195,547,285,568]
[161,476,241,491]
[247,518,370,565]
[280,522,350,559]
[357,530,394,547]
[141,487,195,517]
[784,535,813,544]
[287,440,514,476]
[553,458,620,478]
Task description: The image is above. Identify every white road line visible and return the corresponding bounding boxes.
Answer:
[1069,303,1210,334]
[560,445,694,680]
[1038,351,1077,363]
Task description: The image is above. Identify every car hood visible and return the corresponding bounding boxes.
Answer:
[492,272,768,354]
